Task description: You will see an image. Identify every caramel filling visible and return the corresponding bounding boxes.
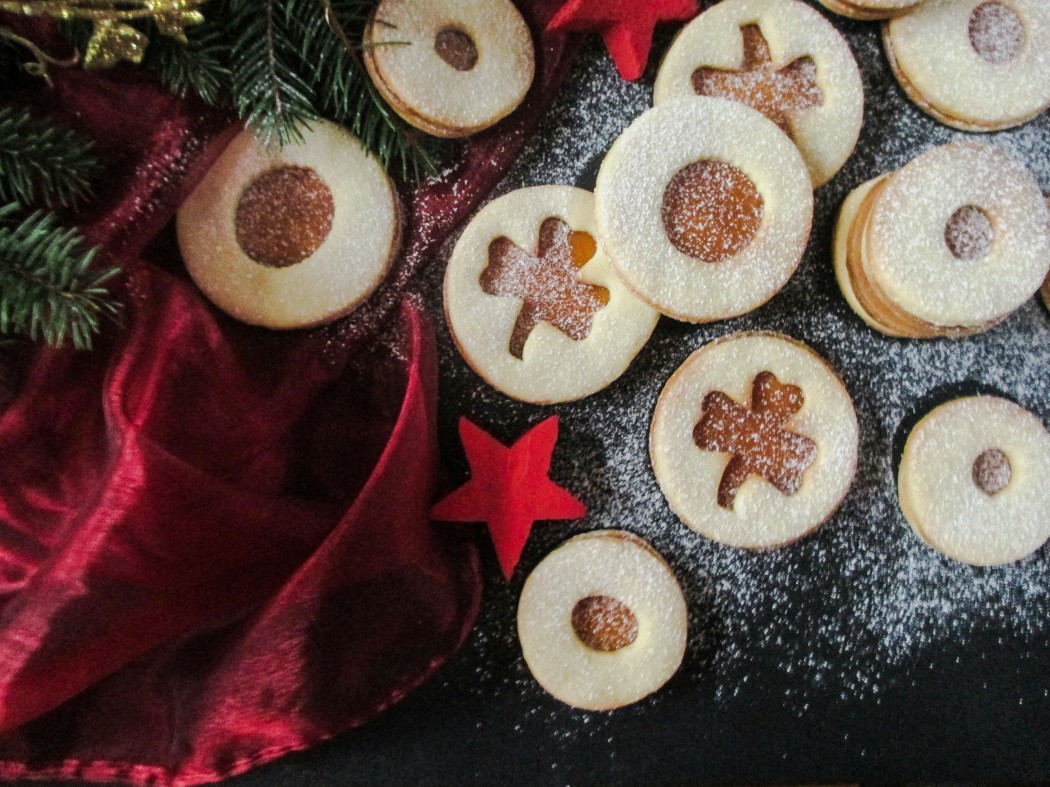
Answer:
[692,24,824,136]
[235,166,335,269]
[973,448,1011,496]
[662,160,764,263]
[968,2,1025,64]
[693,371,817,509]
[571,595,639,652]
[435,27,478,71]
[945,205,993,261]
[481,217,609,359]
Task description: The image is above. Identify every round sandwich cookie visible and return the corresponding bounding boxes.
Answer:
[594,97,813,323]
[177,120,400,330]
[833,142,1050,338]
[884,0,1050,132]
[517,530,688,711]
[654,0,863,187]
[898,396,1050,566]
[363,0,535,138]
[650,332,859,549]
[445,185,659,404]
[817,0,924,20]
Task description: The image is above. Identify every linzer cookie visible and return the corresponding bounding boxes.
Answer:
[654,0,863,187]
[833,142,1050,338]
[650,332,859,549]
[517,530,687,711]
[898,396,1050,565]
[884,0,1050,132]
[594,97,813,323]
[363,0,535,138]
[444,185,659,404]
[177,120,400,329]
[817,0,924,20]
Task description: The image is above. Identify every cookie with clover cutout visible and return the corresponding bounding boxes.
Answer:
[654,0,863,187]
[884,0,1050,132]
[650,332,859,549]
[898,396,1050,566]
[177,120,400,329]
[363,0,535,138]
[517,530,688,711]
[444,185,659,404]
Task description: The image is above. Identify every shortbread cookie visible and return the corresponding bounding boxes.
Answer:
[364,0,535,138]
[817,0,923,21]
[833,143,1050,338]
[177,121,400,329]
[594,97,813,323]
[517,530,688,711]
[654,0,863,187]
[445,185,659,404]
[884,0,1050,132]
[898,396,1050,565]
[651,332,859,549]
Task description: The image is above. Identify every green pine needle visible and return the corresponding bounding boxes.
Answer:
[0,203,121,350]
[142,18,230,105]
[0,106,102,209]
[226,0,320,147]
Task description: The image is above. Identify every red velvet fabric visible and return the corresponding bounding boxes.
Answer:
[0,4,577,784]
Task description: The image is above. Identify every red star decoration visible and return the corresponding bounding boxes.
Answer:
[431,417,586,579]
[547,0,699,81]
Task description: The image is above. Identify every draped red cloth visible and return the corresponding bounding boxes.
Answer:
[0,5,577,784]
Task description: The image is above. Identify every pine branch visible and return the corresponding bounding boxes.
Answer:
[226,0,319,147]
[309,0,447,181]
[0,106,102,209]
[141,16,230,104]
[0,203,121,350]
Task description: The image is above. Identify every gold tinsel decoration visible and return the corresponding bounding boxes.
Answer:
[0,0,206,68]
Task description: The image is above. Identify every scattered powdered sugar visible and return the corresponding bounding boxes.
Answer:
[409,22,1050,722]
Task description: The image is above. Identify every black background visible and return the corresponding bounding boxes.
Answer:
[22,2,1050,784]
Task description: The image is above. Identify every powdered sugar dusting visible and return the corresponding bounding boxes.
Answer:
[410,22,1050,726]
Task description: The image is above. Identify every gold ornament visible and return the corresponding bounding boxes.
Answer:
[0,0,207,68]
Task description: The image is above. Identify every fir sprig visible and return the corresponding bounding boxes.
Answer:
[0,203,121,349]
[131,0,447,179]
[227,0,321,147]
[0,106,102,209]
[141,16,229,104]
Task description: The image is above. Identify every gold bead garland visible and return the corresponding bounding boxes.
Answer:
[0,0,206,67]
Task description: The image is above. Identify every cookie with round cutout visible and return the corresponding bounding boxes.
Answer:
[898,396,1050,566]
[594,97,813,324]
[177,120,400,330]
[517,530,688,711]
[364,0,535,138]
[883,0,1050,132]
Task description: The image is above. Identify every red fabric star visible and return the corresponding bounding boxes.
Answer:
[431,417,586,579]
[547,0,699,81]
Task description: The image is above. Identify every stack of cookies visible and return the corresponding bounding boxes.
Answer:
[833,142,1050,338]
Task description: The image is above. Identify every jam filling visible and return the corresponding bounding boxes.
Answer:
[972,448,1011,496]
[662,160,764,263]
[435,27,478,71]
[968,2,1025,64]
[571,595,639,652]
[482,217,609,359]
[235,166,335,268]
[945,205,993,261]
[692,24,824,136]
[694,370,817,510]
